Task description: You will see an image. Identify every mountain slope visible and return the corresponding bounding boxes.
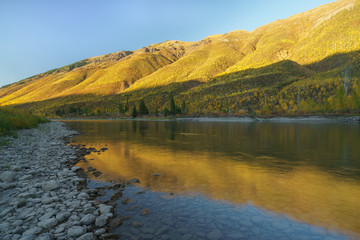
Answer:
[1,0,359,116]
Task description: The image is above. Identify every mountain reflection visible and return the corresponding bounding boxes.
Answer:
[65,120,360,236]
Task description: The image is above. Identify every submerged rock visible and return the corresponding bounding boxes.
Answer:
[207,229,223,240]
[141,208,150,215]
[127,178,140,184]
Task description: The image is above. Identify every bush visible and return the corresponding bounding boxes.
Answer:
[0,108,48,136]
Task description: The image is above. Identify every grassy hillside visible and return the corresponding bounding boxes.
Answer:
[0,0,359,117]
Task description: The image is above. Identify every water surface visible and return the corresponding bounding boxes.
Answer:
[65,120,360,239]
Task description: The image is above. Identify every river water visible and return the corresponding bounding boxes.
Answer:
[65,119,360,240]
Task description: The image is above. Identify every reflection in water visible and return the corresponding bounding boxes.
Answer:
[65,120,360,238]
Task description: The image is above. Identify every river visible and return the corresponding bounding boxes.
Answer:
[64,119,360,240]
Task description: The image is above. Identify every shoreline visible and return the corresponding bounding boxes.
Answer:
[56,115,360,123]
[0,121,123,240]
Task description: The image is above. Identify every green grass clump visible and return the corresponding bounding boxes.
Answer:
[0,108,48,137]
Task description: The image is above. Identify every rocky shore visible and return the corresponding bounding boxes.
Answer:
[0,121,119,240]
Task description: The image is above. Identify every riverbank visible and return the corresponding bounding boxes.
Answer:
[57,115,360,123]
[0,121,122,240]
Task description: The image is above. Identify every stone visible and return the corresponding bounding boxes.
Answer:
[16,199,27,208]
[110,191,122,201]
[0,221,10,232]
[95,228,106,236]
[141,208,150,215]
[67,226,85,237]
[0,171,16,182]
[133,221,143,227]
[76,233,95,240]
[80,214,95,225]
[111,183,123,190]
[121,198,132,205]
[108,216,123,228]
[141,227,155,234]
[207,229,223,240]
[0,182,17,190]
[39,211,57,221]
[78,192,89,199]
[19,235,37,240]
[84,207,96,214]
[12,220,24,226]
[99,233,120,239]
[95,216,108,227]
[22,227,43,236]
[87,167,96,172]
[71,166,81,172]
[37,233,54,240]
[42,180,59,192]
[0,207,14,217]
[139,233,154,239]
[54,225,65,234]
[37,218,58,228]
[41,197,54,204]
[127,178,140,184]
[56,211,71,223]
[98,204,112,214]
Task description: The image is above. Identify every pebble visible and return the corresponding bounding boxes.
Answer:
[67,226,85,237]
[95,215,108,227]
[207,229,223,240]
[80,214,96,225]
[0,122,115,239]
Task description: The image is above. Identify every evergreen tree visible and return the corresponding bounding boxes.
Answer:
[170,96,176,115]
[118,103,125,114]
[125,98,129,112]
[181,100,186,114]
[138,99,149,115]
[132,105,138,118]
[163,107,169,117]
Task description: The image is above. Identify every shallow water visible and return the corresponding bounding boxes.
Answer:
[65,120,360,239]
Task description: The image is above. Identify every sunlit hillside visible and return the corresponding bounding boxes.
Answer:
[0,0,359,116]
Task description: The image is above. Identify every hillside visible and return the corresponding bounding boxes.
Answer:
[0,0,359,116]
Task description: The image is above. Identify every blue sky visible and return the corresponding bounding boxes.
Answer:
[0,0,335,87]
